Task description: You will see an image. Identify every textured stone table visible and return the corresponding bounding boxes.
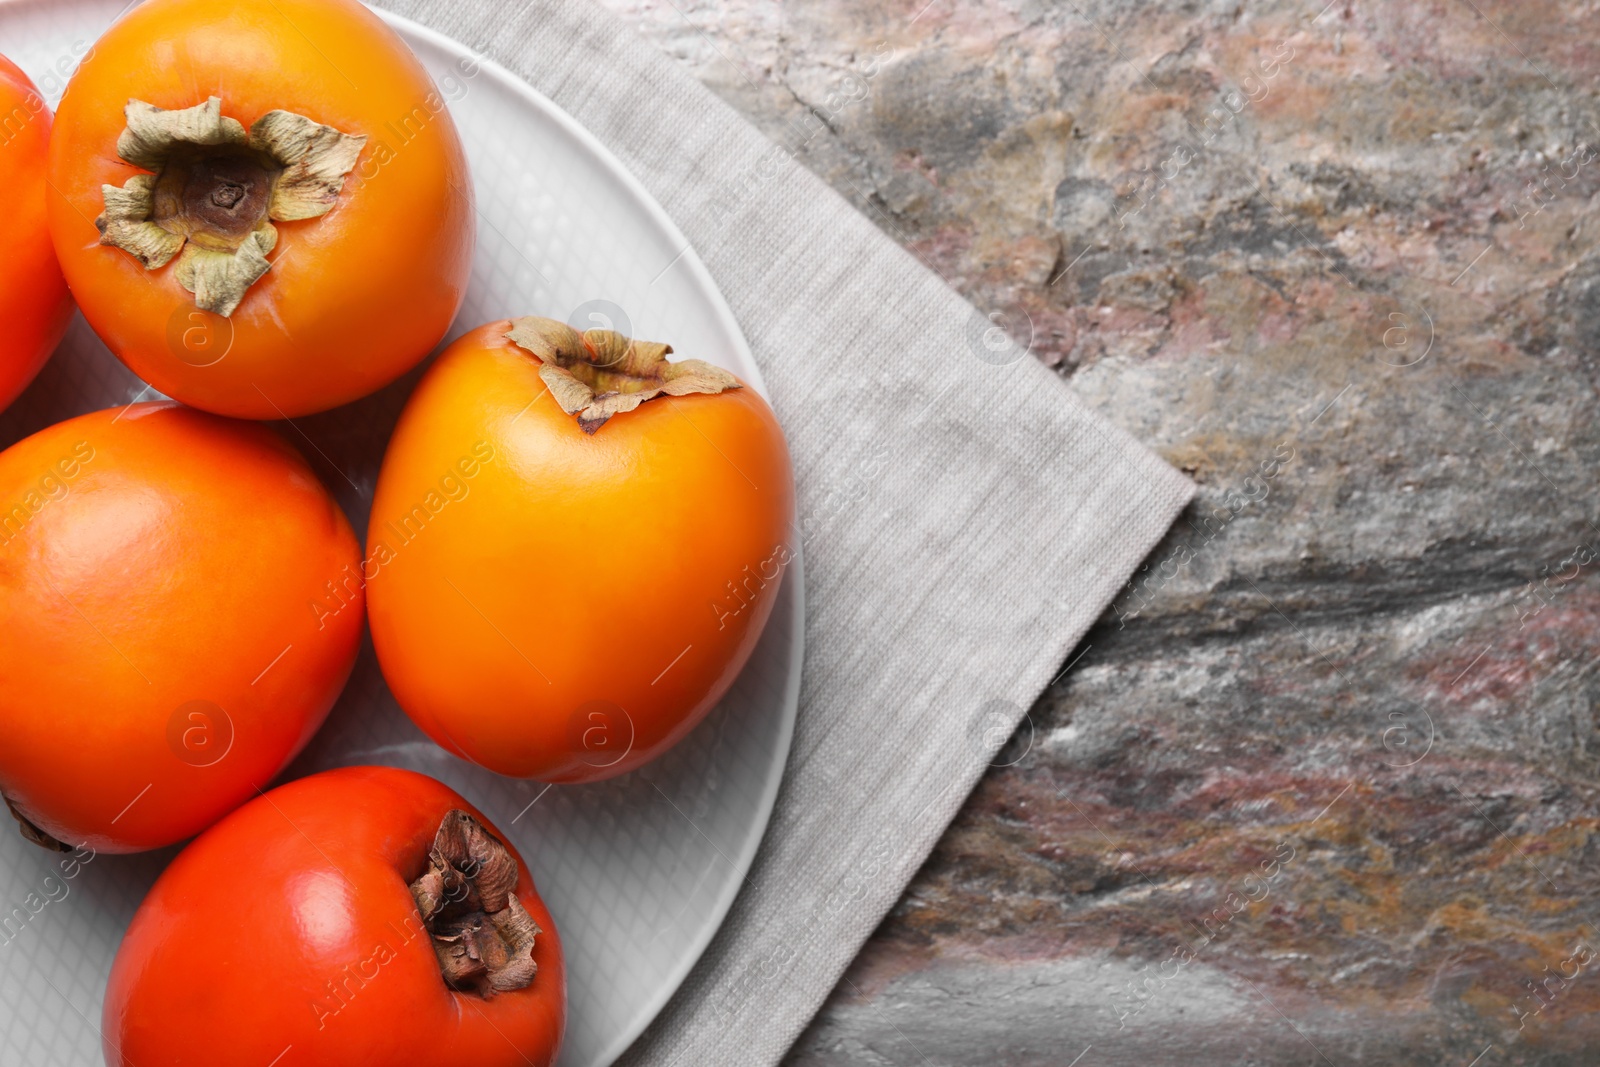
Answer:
[594,0,1600,1063]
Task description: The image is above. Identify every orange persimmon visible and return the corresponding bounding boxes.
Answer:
[0,403,363,852]
[366,319,794,782]
[0,54,73,412]
[46,0,474,419]
[104,766,564,1067]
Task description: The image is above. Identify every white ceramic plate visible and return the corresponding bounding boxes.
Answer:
[0,4,803,1064]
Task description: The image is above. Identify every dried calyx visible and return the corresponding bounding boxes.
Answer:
[96,97,366,317]
[408,810,540,997]
[3,796,68,853]
[506,316,741,434]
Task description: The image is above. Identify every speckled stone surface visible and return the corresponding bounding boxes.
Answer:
[593,0,1600,1063]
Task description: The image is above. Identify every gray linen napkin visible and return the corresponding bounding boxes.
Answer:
[374,0,1195,1061]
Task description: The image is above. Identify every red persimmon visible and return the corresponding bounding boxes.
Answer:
[104,766,565,1066]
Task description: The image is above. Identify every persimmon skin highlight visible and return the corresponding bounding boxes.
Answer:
[46,0,474,418]
[103,766,565,1067]
[0,54,73,413]
[0,403,363,852]
[366,322,795,782]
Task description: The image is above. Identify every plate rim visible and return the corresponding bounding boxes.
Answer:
[0,2,807,1062]
[381,13,806,1063]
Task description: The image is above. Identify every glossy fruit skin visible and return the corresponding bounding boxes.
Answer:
[103,765,565,1067]
[46,0,474,419]
[0,402,362,852]
[366,322,795,782]
[0,55,73,413]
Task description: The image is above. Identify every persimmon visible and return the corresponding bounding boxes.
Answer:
[0,54,73,412]
[0,402,362,852]
[46,0,474,419]
[103,766,565,1067]
[366,319,795,782]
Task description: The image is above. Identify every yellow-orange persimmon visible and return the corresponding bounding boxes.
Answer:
[0,55,73,413]
[367,319,794,782]
[0,403,363,852]
[47,0,473,419]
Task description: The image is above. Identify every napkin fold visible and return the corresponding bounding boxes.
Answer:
[374,1,1194,1061]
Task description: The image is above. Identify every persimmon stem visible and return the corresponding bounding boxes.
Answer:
[3,795,68,852]
[95,97,366,317]
[407,810,540,997]
[505,317,741,434]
